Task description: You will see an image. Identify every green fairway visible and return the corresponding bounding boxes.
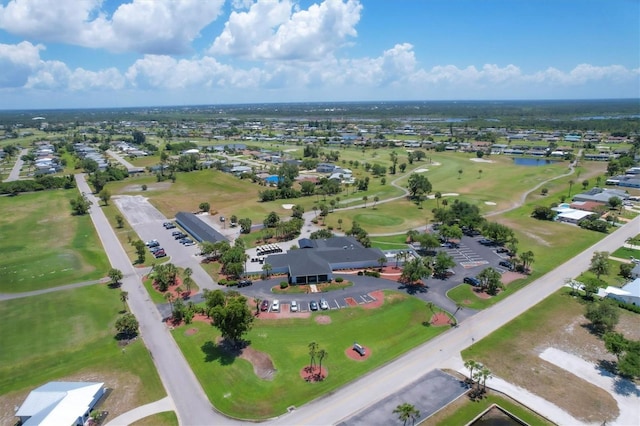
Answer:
[0,285,165,415]
[0,190,110,292]
[173,291,448,419]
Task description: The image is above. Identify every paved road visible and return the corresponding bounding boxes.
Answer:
[75,174,228,426]
[266,214,640,425]
[3,148,28,182]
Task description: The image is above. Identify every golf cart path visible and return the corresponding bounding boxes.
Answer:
[0,277,109,301]
[105,396,175,426]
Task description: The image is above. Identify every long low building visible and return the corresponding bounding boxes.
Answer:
[175,212,228,244]
[266,236,385,284]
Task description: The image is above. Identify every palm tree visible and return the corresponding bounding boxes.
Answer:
[378,257,387,269]
[458,169,463,179]
[362,195,368,208]
[164,292,175,311]
[519,250,535,272]
[262,262,272,279]
[568,179,575,197]
[308,342,318,371]
[393,403,420,426]
[255,298,262,316]
[441,199,448,209]
[464,359,481,384]
[434,191,442,208]
[119,291,129,312]
[108,268,123,287]
[337,218,343,230]
[317,349,328,380]
[478,169,483,179]
[477,366,492,392]
[373,196,379,208]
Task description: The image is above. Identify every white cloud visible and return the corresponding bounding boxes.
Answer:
[0,41,44,87]
[210,0,362,61]
[0,0,225,54]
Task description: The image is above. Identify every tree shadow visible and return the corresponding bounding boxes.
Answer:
[613,376,640,397]
[201,339,249,365]
[397,284,428,295]
[107,282,122,289]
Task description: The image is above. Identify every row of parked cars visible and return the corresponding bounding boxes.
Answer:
[259,298,329,312]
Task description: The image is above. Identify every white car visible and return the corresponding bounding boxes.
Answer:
[290,300,298,312]
[319,298,329,310]
[271,299,280,312]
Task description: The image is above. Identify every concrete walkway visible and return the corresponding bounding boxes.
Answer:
[0,277,109,301]
[105,396,175,426]
[540,347,640,426]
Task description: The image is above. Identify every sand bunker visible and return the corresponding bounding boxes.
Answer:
[281,204,294,210]
[414,168,429,173]
[470,158,494,163]
[484,201,497,205]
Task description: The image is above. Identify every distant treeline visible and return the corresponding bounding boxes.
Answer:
[1,99,638,128]
[0,175,75,195]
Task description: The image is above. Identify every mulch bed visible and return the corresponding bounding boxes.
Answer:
[345,297,358,306]
[430,312,451,326]
[345,345,372,361]
[300,365,328,382]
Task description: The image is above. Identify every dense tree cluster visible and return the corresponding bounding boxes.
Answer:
[345,221,371,248]
[0,175,75,195]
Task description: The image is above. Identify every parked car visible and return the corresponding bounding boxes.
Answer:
[173,232,187,240]
[260,300,269,311]
[154,250,167,258]
[319,298,329,310]
[171,230,183,237]
[145,239,158,247]
[464,276,481,286]
[353,342,366,356]
[290,300,298,312]
[179,238,195,245]
[147,241,160,248]
[271,299,280,312]
[149,246,164,254]
[496,247,509,254]
[499,260,513,270]
[163,222,176,229]
[309,300,319,311]
[478,238,494,246]
[237,279,252,287]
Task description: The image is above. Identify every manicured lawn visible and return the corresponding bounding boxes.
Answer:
[446,276,530,310]
[172,291,448,419]
[130,411,178,426]
[370,233,411,250]
[0,190,110,292]
[424,392,553,426]
[461,289,622,423]
[611,246,640,260]
[0,285,165,418]
[575,258,628,288]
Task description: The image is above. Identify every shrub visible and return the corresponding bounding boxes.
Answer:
[141,184,148,191]
[357,271,364,276]
[335,277,344,283]
[280,281,289,289]
[218,278,228,286]
[364,270,380,278]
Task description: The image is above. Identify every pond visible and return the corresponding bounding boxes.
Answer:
[512,157,561,166]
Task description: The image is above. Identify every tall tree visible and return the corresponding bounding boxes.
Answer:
[317,349,328,380]
[210,293,254,347]
[115,313,139,339]
[308,342,318,370]
[589,251,610,279]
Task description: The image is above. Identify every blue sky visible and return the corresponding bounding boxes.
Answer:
[0,0,638,109]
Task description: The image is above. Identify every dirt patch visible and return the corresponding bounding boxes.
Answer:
[120,182,172,193]
[315,315,332,324]
[215,338,276,380]
[184,328,198,336]
[501,271,527,285]
[472,289,491,299]
[241,346,277,380]
[430,312,451,326]
[300,365,328,382]
[345,346,372,361]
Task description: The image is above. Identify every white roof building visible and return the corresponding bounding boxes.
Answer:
[16,382,105,426]
[605,278,640,306]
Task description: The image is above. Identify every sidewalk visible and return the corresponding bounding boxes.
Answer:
[105,396,175,426]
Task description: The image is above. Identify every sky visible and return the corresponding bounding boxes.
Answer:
[0,0,638,110]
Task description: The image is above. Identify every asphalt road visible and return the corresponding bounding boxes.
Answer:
[3,148,28,182]
[75,174,229,426]
[87,175,640,425]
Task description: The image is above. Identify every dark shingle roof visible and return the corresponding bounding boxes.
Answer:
[175,212,227,243]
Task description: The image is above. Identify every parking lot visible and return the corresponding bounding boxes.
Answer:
[259,292,379,314]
